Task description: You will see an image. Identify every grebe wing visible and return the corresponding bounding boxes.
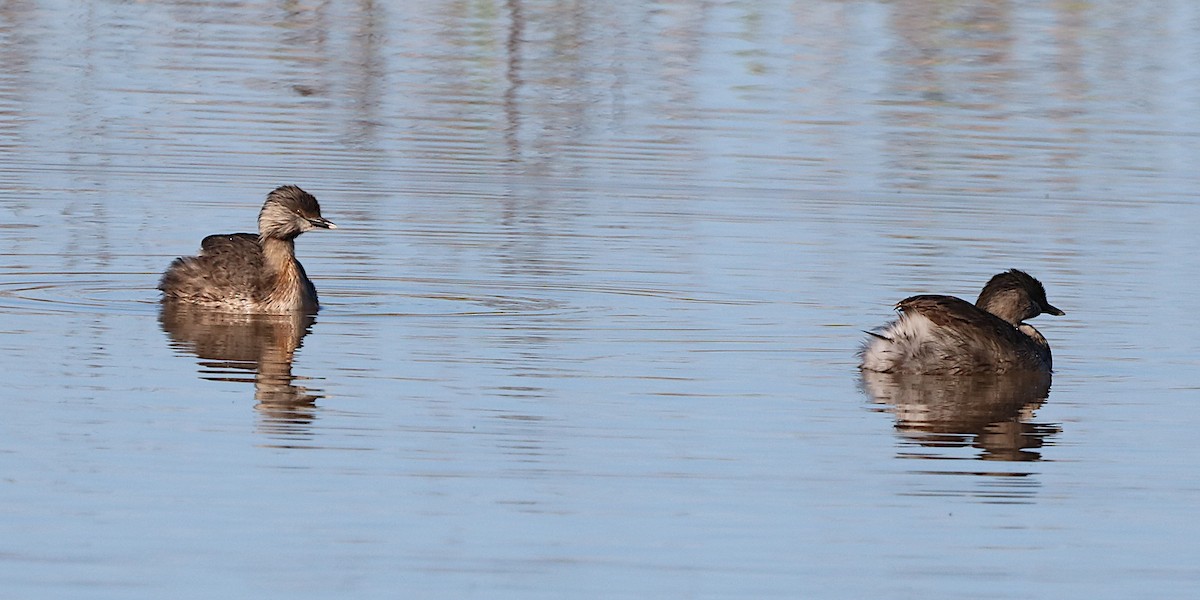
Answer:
[199,233,259,256]
[159,233,265,303]
[898,294,1034,349]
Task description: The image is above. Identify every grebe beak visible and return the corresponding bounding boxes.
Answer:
[1043,303,1064,316]
[309,217,337,229]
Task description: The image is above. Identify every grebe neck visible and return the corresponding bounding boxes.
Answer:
[259,237,314,311]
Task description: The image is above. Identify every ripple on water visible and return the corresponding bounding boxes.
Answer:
[0,271,161,316]
[317,275,763,319]
[0,270,568,319]
[0,269,758,321]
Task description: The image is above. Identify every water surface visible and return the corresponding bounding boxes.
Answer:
[2,0,1199,597]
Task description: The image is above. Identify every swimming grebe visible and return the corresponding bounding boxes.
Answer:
[158,185,336,313]
[859,269,1064,374]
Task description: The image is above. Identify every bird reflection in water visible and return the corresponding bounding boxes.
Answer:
[159,303,322,441]
[860,370,1060,462]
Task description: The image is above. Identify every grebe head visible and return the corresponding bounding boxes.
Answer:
[975,269,1064,325]
[258,185,336,241]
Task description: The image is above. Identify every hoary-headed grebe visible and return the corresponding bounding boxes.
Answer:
[860,269,1064,374]
[158,185,335,313]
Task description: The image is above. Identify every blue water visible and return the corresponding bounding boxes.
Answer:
[2,0,1199,597]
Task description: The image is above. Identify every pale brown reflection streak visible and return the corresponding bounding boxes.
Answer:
[159,302,322,441]
[0,1,34,154]
[504,0,524,161]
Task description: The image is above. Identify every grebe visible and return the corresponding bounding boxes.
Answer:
[158,185,335,313]
[860,269,1064,374]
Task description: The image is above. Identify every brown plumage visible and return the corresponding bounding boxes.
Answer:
[158,186,336,313]
[860,270,1064,374]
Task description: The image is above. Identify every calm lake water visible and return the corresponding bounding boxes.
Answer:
[2,0,1199,597]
